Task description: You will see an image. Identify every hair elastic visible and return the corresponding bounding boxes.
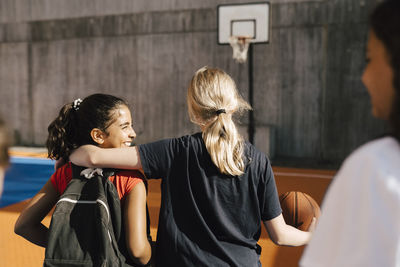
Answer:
[72,98,82,111]
[216,109,226,115]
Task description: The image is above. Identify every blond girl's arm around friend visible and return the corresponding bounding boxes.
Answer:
[70,145,142,170]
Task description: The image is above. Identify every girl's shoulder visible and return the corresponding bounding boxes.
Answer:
[51,162,73,194]
[346,137,400,163]
[339,137,400,177]
[180,132,203,145]
[240,142,271,177]
[243,141,270,162]
[54,162,73,179]
[140,133,200,150]
[171,132,204,151]
[111,170,145,198]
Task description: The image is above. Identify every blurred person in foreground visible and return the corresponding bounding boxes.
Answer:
[301,1,400,266]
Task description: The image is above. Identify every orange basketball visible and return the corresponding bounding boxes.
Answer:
[279,191,321,231]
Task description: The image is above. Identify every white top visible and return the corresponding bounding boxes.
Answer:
[300,137,400,267]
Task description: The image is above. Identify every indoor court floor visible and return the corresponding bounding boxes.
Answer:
[0,149,335,267]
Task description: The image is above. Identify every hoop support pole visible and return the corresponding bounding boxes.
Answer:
[248,44,255,144]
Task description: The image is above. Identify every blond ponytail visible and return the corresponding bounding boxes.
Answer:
[188,67,251,176]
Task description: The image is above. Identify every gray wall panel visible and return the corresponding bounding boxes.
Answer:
[275,27,323,158]
[0,43,30,144]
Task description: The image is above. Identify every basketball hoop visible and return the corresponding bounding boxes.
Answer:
[229,36,252,64]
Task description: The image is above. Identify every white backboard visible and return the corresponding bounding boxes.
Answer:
[218,2,270,44]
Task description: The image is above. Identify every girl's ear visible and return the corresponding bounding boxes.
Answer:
[90,128,106,145]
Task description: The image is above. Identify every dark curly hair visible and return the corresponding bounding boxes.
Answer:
[369,0,400,141]
[46,93,128,160]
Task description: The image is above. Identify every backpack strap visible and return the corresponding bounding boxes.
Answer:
[70,164,125,240]
[71,164,116,180]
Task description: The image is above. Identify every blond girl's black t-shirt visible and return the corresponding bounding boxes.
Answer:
[138,133,281,267]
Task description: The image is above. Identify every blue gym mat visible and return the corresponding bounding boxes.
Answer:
[0,157,55,208]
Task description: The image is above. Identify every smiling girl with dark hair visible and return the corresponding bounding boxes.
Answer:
[15,94,152,266]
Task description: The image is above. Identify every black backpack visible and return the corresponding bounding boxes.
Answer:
[44,164,135,267]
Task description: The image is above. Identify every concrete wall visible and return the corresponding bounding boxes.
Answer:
[0,0,321,23]
[0,0,386,167]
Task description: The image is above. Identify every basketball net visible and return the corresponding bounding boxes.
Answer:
[229,36,252,64]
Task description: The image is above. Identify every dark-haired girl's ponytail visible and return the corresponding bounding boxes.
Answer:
[46,103,78,160]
